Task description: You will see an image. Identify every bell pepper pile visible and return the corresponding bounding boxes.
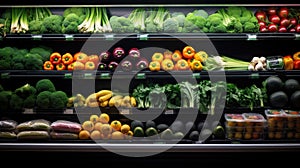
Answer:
[283,51,300,70]
[43,51,100,71]
[148,46,208,72]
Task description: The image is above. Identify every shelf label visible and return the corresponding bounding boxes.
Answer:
[64,34,74,41]
[120,109,130,115]
[105,34,114,40]
[23,108,34,114]
[64,73,72,79]
[295,34,300,40]
[247,34,257,41]
[165,110,174,114]
[84,72,94,79]
[64,108,74,114]
[32,35,42,40]
[192,73,201,79]
[1,72,9,79]
[100,73,111,79]
[250,73,259,79]
[135,73,146,79]
[139,34,148,40]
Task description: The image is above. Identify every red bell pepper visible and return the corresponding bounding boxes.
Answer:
[293,60,300,70]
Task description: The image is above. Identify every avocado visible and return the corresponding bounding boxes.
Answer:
[197,121,204,132]
[145,120,156,129]
[171,120,184,133]
[199,129,212,140]
[133,126,144,137]
[212,125,225,139]
[131,120,144,130]
[284,79,300,96]
[189,130,199,141]
[265,76,284,94]
[185,121,196,133]
[157,124,169,133]
[160,128,174,140]
[145,127,158,137]
[173,132,184,139]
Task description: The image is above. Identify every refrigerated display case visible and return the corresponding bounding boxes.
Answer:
[1,0,300,164]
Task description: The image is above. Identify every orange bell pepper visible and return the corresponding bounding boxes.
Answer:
[163,50,173,60]
[43,61,54,70]
[171,50,182,62]
[74,52,89,64]
[182,46,195,59]
[293,51,300,61]
[67,62,74,71]
[50,52,62,65]
[56,62,66,70]
[62,53,74,65]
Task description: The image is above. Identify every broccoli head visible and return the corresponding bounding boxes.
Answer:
[36,79,56,93]
[36,91,52,109]
[30,46,52,62]
[182,20,201,33]
[110,16,135,33]
[10,93,24,112]
[0,91,12,112]
[23,95,36,109]
[63,7,86,19]
[24,53,43,70]
[186,12,207,29]
[173,14,185,27]
[145,22,158,33]
[209,25,227,33]
[0,46,15,59]
[163,18,179,33]
[62,13,82,34]
[40,15,63,34]
[191,9,209,19]
[28,20,43,34]
[0,60,11,70]
[50,91,68,109]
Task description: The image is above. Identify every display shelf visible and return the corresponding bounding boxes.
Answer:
[3,70,300,79]
[0,142,300,152]
[0,0,299,6]
[2,33,299,41]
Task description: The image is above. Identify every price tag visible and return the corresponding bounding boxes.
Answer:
[135,73,145,79]
[1,73,9,79]
[32,35,42,40]
[84,73,94,79]
[247,34,257,41]
[23,108,34,114]
[64,73,72,79]
[100,73,111,79]
[295,34,300,40]
[139,34,148,40]
[64,34,74,41]
[165,110,174,114]
[105,34,114,40]
[120,109,130,115]
[250,73,259,79]
[192,73,200,79]
[64,108,74,114]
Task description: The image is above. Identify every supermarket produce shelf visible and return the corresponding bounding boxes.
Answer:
[1,33,298,41]
[0,0,298,6]
[2,70,300,79]
[1,142,300,152]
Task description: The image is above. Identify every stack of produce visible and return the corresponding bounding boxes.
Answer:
[50,120,82,140]
[98,47,149,72]
[264,76,300,109]
[79,113,133,140]
[84,89,136,108]
[43,51,100,71]
[0,46,52,70]
[16,119,51,140]
[255,7,300,33]
[0,120,18,139]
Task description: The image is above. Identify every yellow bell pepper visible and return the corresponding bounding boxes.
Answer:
[190,60,203,71]
[161,59,174,71]
[149,61,161,71]
[194,51,208,62]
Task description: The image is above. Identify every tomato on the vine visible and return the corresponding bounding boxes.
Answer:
[278,7,289,18]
